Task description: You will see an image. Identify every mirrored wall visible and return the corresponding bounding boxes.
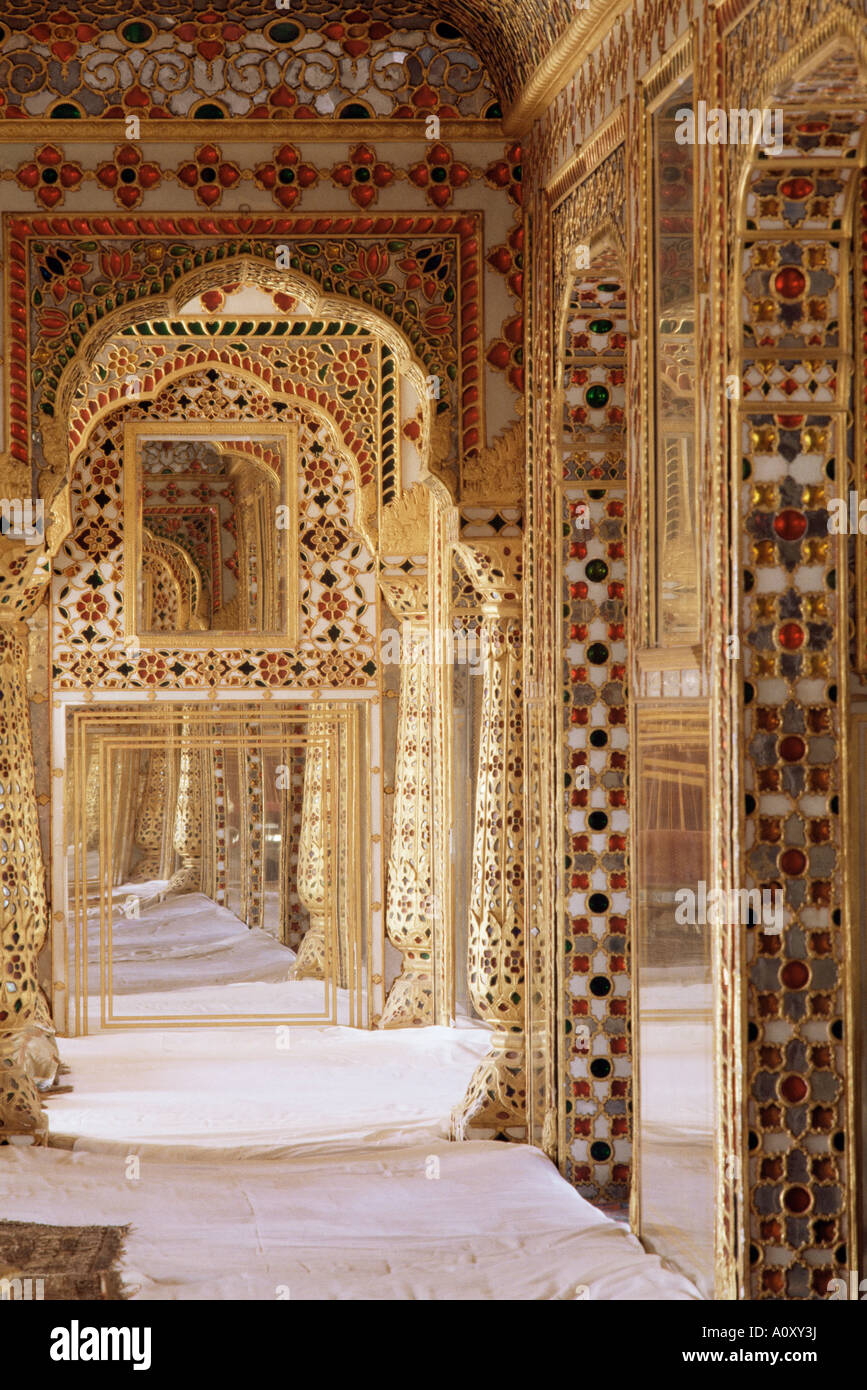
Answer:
[634,705,714,1298]
[61,702,371,1031]
[123,421,298,647]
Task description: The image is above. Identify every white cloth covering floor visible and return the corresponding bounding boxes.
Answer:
[0,1024,702,1300]
[43,1024,495,1158]
[86,890,346,1024]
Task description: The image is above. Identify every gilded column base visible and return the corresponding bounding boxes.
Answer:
[379,960,434,1027]
[0,1025,58,1138]
[165,859,202,895]
[130,852,163,883]
[450,1031,527,1139]
[289,912,326,980]
[541,1108,558,1161]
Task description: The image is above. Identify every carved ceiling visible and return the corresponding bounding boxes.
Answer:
[0,0,577,114]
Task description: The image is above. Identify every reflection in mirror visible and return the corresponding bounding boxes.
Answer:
[124,423,297,645]
[66,707,363,1030]
[651,77,700,644]
[635,710,713,1297]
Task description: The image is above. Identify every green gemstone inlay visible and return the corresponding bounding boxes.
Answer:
[122,21,153,43]
[585,384,610,409]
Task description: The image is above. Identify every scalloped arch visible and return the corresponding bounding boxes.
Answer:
[72,355,379,555]
[42,252,438,551]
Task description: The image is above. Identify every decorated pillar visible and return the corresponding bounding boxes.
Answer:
[379,573,435,1026]
[0,584,59,1136]
[167,713,203,895]
[130,749,171,882]
[451,541,526,1137]
[291,709,328,980]
[84,745,100,852]
[240,728,265,930]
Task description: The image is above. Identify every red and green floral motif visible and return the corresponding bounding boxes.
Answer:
[330,145,396,209]
[486,314,524,393]
[253,146,319,210]
[15,146,82,209]
[486,223,524,300]
[176,146,241,207]
[26,9,98,66]
[174,8,244,63]
[485,143,522,207]
[96,145,162,210]
[408,144,471,208]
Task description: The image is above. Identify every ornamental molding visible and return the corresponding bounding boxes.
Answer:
[503,0,633,135]
[454,538,523,615]
[379,572,429,622]
[380,484,432,559]
[0,120,506,145]
[462,422,524,505]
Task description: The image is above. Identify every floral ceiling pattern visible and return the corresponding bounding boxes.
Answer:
[0,1,575,117]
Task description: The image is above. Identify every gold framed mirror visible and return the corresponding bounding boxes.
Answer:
[123,420,299,648]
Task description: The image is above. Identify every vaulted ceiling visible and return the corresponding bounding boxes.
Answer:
[0,0,577,113]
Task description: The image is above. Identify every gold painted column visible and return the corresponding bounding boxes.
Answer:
[84,746,100,852]
[291,709,328,980]
[130,749,170,882]
[379,574,435,1026]
[451,542,526,1137]
[167,715,203,895]
[0,617,59,1136]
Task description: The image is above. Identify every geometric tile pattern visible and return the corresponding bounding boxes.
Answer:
[560,267,630,1203]
[739,113,864,1299]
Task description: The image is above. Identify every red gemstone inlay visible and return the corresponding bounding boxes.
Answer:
[779,734,806,761]
[774,266,807,299]
[773,509,807,541]
[780,960,810,990]
[783,1185,812,1214]
[779,177,814,200]
[779,621,805,651]
[780,848,807,875]
[780,1075,808,1103]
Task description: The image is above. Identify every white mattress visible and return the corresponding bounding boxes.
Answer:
[84,890,340,1023]
[44,1023,493,1158]
[0,1141,701,1301]
[3,972,704,1299]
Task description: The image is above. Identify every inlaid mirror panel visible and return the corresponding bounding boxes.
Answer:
[62,703,368,1031]
[649,74,701,646]
[123,421,298,647]
[634,704,714,1298]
